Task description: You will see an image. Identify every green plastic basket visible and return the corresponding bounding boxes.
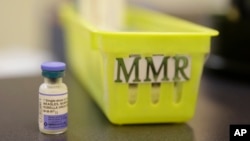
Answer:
[60,4,218,124]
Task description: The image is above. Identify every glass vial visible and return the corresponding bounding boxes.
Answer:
[39,62,68,134]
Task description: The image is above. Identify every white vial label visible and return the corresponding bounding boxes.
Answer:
[39,92,68,130]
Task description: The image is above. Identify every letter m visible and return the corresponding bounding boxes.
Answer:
[115,56,141,83]
[144,56,170,82]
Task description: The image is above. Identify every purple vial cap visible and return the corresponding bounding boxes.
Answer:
[41,62,66,71]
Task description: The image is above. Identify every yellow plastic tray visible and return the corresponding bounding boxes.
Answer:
[60,4,218,124]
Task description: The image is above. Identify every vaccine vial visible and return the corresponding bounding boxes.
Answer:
[39,62,68,134]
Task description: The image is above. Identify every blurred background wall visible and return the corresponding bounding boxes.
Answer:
[0,0,62,78]
[0,0,63,50]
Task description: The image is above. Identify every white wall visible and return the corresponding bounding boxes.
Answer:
[0,0,62,78]
[0,0,37,49]
[0,0,62,50]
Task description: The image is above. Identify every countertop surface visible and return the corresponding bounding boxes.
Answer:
[0,70,250,141]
